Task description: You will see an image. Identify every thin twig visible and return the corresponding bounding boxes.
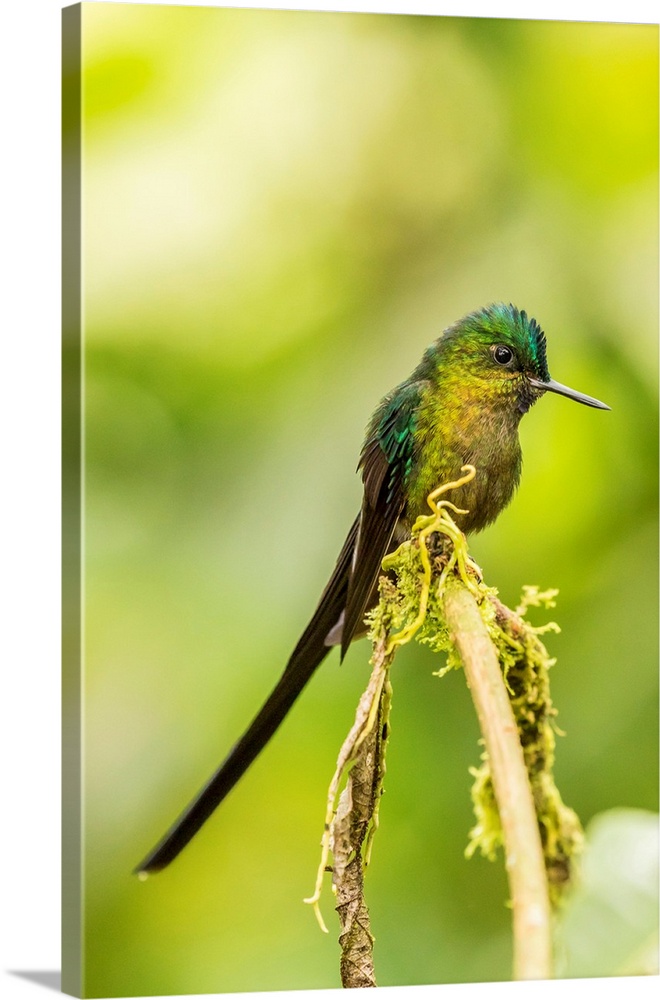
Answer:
[443,582,553,981]
[331,664,389,988]
[305,638,392,946]
[332,639,392,987]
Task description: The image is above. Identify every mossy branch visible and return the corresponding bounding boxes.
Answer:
[443,582,552,979]
[307,466,582,985]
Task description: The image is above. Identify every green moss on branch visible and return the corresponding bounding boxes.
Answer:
[367,504,582,906]
[311,467,582,984]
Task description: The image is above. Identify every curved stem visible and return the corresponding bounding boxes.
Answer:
[443,582,553,981]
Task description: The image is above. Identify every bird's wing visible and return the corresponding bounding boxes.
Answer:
[136,382,424,874]
[283,513,360,672]
[340,381,424,658]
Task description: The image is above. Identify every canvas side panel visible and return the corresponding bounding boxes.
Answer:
[62,4,83,997]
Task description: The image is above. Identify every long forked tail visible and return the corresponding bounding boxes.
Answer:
[135,516,360,876]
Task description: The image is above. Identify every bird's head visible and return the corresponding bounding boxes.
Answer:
[429,303,610,415]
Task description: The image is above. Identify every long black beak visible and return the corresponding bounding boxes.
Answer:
[529,377,610,410]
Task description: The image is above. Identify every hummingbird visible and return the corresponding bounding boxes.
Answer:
[136,303,609,876]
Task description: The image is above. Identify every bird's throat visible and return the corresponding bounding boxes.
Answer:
[406,386,523,533]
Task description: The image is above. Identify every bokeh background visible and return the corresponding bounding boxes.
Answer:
[75,4,658,995]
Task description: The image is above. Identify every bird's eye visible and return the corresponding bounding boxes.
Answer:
[492,344,514,366]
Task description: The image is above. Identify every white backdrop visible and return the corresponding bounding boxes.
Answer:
[1,1,657,999]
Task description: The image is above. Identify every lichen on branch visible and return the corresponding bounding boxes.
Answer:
[308,466,582,984]
[367,468,583,906]
[467,588,583,904]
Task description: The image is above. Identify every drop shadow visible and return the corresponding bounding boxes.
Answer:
[9,972,62,993]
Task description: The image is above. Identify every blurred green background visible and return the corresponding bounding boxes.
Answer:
[76,4,658,995]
